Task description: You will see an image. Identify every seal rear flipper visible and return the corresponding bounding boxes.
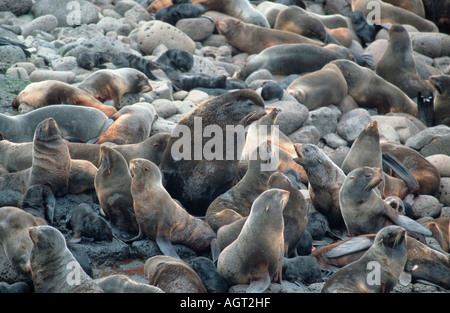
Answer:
[120,228,144,244]
[70,231,82,243]
[156,236,181,260]
[384,206,432,236]
[382,153,420,196]
[210,238,220,264]
[246,273,271,293]
[326,236,374,258]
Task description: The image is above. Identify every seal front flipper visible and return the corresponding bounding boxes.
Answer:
[384,205,432,236]
[326,236,374,258]
[156,236,181,260]
[382,153,420,196]
[246,273,271,293]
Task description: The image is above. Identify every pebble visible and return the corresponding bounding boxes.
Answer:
[410,195,442,219]
[425,154,450,177]
[176,17,216,42]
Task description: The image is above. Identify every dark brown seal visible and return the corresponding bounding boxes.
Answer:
[429,74,450,127]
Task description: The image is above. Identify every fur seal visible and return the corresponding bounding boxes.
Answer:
[405,259,450,289]
[351,0,438,32]
[128,158,220,261]
[383,0,425,17]
[332,59,418,116]
[160,89,267,216]
[94,145,139,235]
[20,184,55,225]
[95,102,158,145]
[187,256,229,293]
[95,274,164,293]
[11,80,117,117]
[322,225,408,293]
[237,44,355,80]
[293,143,346,229]
[28,225,104,293]
[375,24,435,99]
[216,18,323,55]
[217,188,288,293]
[0,104,111,143]
[67,203,113,243]
[423,217,450,253]
[286,62,348,110]
[339,167,432,237]
[155,2,204,25]
[77,68,153,108]
[76,51,112,70]
[429,74,450,127]
[144,255,207,293]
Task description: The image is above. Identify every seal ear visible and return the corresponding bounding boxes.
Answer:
[265,205,270,211]
[350,175,355,180]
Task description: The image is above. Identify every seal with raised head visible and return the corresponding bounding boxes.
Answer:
[294,143,346,229]
[28,225,104,293]
[332,59,418,117]
[322,225,408,293]
[160,89,267,216]
[94,145,138,235]
[429,74,450,127]
[216,18,323,55]
[11,80,117,117]
[0,104,111,143]
[339,167,432,237]
[128,158,220,261]
[375,24,435,99]
[144,255,207,293]
[217,188,289,293]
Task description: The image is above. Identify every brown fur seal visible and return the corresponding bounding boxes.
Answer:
[339,167,432,237]
[429,74,450,127]
[94,145,139,235]
[160,89,267,216]
[95,274,164,293]
[20,184,55,225]
[144,255,207,293]
[322,225,408,293]
[332,59,418,116]
[423,217,450,252]
[293,143,346,229]
[28,225,104,293]
[128,158,220,261]
[351,0,438,32]
[68,203,113,243]
[216,18,323,55]
[217,188,289,293]
[11,80,117,117]
[0,105,111,143]
[205,144,278,232]
[237,44,355,80]
[77,68,153,108]
[286,62,348,110]
[95,102,158,145]
[0,207,38,274]
[375,24,435,99]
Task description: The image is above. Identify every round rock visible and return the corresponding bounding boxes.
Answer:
[266,101,309,136]
[410,195,442,219]
[176,17,215,42]
[32,0,100,27]
[425,154,450,177]
[0,0,33,16]
[438,177,450,207]
[21,14,58,38]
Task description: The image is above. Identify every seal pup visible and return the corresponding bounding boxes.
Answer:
[28,225,104,293]
[95,102,158,145]
[293,143,346,230]
[128,158,220,261]
[217,188,289,293]
[429,74,450,127]
[322,225,408,293]
[67,203,113,243]
[11,80,117,117]
[339,167,432,237]
[375,25,435,99]
[94,145,138,235]
[187,256,229,293]
[405,259,450,289]
[144,255,207,293]
[160,89,267,216]
[77,68,153,108]
[95,274,164,293]
[0,104,111,143]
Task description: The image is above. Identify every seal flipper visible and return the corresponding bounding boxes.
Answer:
[155,236,181,260]
[210,238,220,264]
[382,153,420,196]
[246,273,271,293]
[417,92,434,127]
[326,236,374,258]
[384,205,432,236]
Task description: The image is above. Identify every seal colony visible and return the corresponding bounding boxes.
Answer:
[0,0,449,294]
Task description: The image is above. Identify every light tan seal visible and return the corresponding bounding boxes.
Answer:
[375,24,435,99]
[216,18,323,55]
[11,80,117,117]
[429,74,450,127]
[128,158,220,261]
[322,225,408,293]
[332,59,418,117]
[94,145,138,235]
[217,188,289,293]
[28,225,104,293]
[95,102,158,145]
[144,255,207,293]
[287,62,348,111]
[351,0,438,32]
[95,274,164,293]
[77,68,153,108]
